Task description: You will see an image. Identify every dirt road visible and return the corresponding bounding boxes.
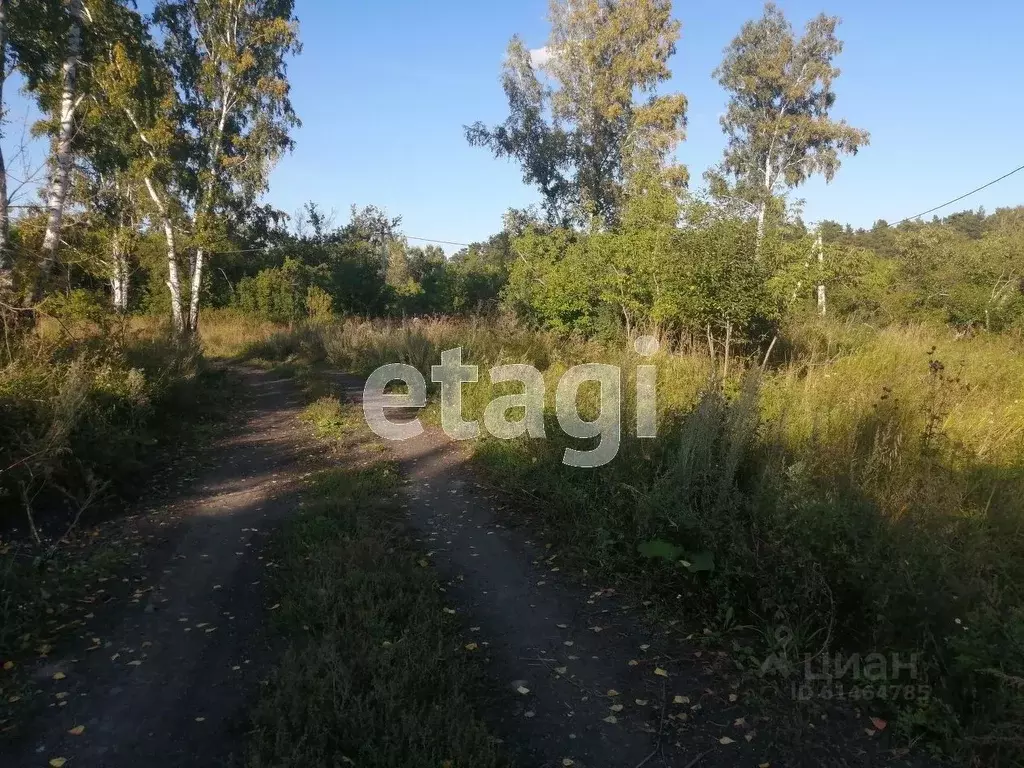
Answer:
[5,367,927,768]
[4,368,321,768]
[338,371,924,768]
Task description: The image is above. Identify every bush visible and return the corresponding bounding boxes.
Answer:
[237,258,322,323]
[0,329,213,540]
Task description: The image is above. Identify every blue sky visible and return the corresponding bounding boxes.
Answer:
[6,1,1024,248]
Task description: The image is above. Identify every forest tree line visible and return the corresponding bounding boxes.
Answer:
[0,0,1021,351]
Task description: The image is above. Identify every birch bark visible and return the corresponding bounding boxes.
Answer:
[0,0,10,296]
[38,0,86,288]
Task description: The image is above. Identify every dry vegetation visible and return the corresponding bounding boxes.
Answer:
[226,312,1024,764]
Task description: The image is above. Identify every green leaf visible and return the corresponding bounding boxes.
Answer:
[680,551,715,573]
[636,540,683,561]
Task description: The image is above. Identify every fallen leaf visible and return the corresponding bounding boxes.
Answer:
[628,659,639,666]
[728,693,738,703]
[2,661,13,671]
[654,667,668,677]
[870,716,888,731]
[52,672,66,681]
[554,666,567,675]
[127,660,143,666]
[635,699,648,706]
[603,715,618,724]
[49,759,67,768]
[719,736,735,745]
[516,686,530,695]
[610,704,623,712]
[464,643,478,651]
[562,760,575,767]
[606,689,620,697]
[673,695,689,704]
[68,726,85,736]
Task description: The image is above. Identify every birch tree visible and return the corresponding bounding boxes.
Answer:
[91,34,187,330]
[155,0,300,335]
[36,0,85,286]
[0,0,10,295]
[1,0,63,296]
[468,0,687,228]
[711,3,868,256]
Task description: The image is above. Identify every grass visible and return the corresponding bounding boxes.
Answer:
[249,396,507,768]
[211,311,1024,765]
[0,320,240,736]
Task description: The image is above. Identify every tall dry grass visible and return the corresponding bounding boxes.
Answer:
[214,311,1024,763]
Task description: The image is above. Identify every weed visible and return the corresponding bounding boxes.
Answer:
[249,435,506,767]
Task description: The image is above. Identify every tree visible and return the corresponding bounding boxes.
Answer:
[17,0,145,302]
[348,204,401,275]
[37,0,85,285]
[89,13,188,329]
[155,0,301,334]
[467,0,687,227]
[711,3,868,255]
[71,1,170,314]
[0,0,11,295]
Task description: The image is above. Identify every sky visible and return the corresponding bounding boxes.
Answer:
[5,0,1024,250]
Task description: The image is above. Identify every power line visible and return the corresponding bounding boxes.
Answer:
[406,235,471,247]
[892,162,1024,226]
[208,233,471,255]
[22,162,1015,259]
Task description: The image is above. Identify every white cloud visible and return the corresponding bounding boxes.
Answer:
[529,46,553,68]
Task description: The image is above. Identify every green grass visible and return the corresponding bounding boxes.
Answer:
[215,312,1024,765]
[249,401,507,768]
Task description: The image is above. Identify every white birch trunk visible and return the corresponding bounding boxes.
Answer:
[144,176,184,334]
[815,231,826,316]
[121,106,185,334]
[38,0,85,285]
[0,0,10,296]
[187,93,230,335]
[754,153,773,260]
[187,247,204,332]
[110,237,128,312]
[755,201,766,257]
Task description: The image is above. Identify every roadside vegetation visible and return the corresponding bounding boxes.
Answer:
[249,397,507,768]
[3,0,1023,765]
[228,312,1024,765]
[0,312,235,733]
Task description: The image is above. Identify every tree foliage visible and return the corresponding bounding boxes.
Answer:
[466,0,687,227]
[709,2,869,247]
